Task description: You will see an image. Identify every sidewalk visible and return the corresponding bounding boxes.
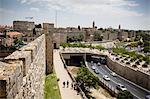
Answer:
[53,50,81,99]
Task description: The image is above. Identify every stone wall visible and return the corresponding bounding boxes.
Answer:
[53,33,67,48]
[106,56,150,90]
[0,34,46,99]
[13,21,35,35]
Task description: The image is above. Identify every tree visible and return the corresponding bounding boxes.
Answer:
[76,67,100,98]
[14,39,24,45]
[76,67,99,89]
[117,90,133,99]
[143,46,150,53]
[98,28,103,30]
[35,24,42,28]
[79,34,84,41]
[33,28,36,35]
[95,45,105,50]
[78,25,81,30]
[94,33,103,41]
[130,42,138,47]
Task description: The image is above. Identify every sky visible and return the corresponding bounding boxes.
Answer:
[0,0,149,30]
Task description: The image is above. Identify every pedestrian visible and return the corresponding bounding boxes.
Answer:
[67,80,69,88]
[76,86,80,95]
[71,82,74,89]
[63,81,65,88]
[74,83,77,90]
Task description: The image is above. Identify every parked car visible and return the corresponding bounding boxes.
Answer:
[103,75,110,81]
[94,69,99,74]
[116,83,127,91]
[111,72,117,77]
[145,95,150,99]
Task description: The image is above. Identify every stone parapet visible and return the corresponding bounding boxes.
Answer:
[0,34,46,99]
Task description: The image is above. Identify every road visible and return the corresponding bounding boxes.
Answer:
[87,62,150,99]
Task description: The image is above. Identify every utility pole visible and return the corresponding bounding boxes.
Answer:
[55,10,57,28]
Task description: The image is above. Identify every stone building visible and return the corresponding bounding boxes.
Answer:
[13,21,35,36]
[53,33,67,48]
[128,30,136,40]
[118,31,130,40]
[43,23,54,30]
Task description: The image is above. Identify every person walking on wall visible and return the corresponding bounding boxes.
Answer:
[63,81,65,88]
[67,80,69,88]
[71,82,74,89]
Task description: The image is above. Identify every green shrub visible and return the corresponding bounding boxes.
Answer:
[117,90,133,99]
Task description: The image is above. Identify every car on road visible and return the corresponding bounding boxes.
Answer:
[93,63,97,66]
[116,83,127,91]
[111,72,117,77]
[94,69,99,74]
[145,95,150,99]
[97,62,101,66]
[103,75,110,81]
[91,66,96,70]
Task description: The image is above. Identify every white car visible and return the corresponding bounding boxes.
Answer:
[97,62,101,66]
[91,66,96,70]
[111,72,117,77]
[94,69,99,74]
[103,75,110,81]
[145,95,150,99]
[116,83,127,91]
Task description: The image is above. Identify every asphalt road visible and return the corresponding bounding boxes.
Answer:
[87,62,150,99]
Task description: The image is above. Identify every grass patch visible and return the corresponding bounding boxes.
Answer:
[44,73,61,99]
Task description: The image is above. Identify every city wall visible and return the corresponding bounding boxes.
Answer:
[0,34,46,99]
[106,56,150,91]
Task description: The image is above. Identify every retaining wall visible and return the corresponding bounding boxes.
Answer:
[107,56,150,91]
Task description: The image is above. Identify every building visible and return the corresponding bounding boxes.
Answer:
[5,32,23,46]
[13,21,35,36]
[43,23,54,30]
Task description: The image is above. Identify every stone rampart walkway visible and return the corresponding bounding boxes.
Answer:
[53,50,81,99]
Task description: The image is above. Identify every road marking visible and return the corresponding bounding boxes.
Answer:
[87,62,147,99]
[97,65,119,85]
[104,65,150,93]
[96,64,142,99]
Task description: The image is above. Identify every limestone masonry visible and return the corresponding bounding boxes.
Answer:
[0,34,46,99]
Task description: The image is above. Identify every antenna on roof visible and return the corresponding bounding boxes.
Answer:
[25,17,33,19]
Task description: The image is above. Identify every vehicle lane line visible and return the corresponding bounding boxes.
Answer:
[96,64,141,99]
[97,65,119,85]
[88,62,143,99]
[104,65,150,93]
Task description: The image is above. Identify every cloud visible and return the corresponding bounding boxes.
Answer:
[16,0,147,30]
[30,7,40,12]
[20,0,27,4]
[18,0,142,17]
